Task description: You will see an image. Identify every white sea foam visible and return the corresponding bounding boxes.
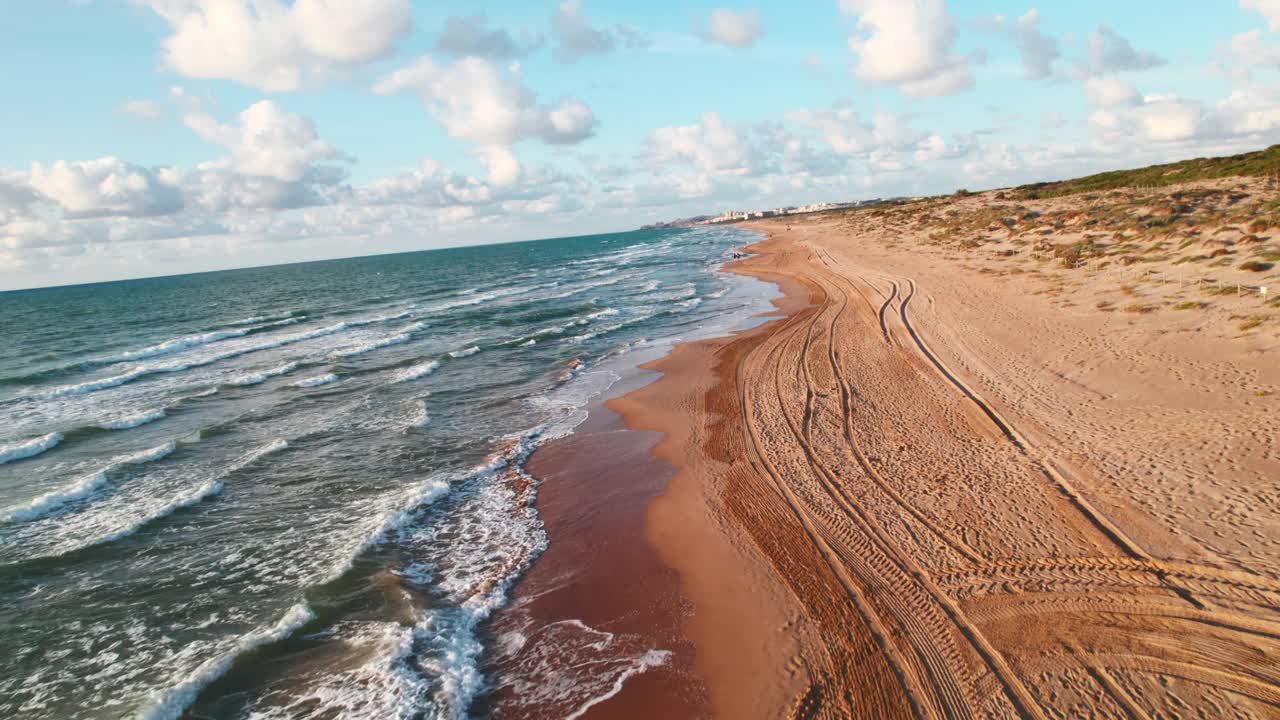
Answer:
[419,285,534,315]
[566,312,656,343]
[406,400,430,430]
[138,602,315,720]
[391,360,439,383]
[103,328,253,364]
[70,479,225,553]
[449,346,480,358]
[563,650,671,720]
[8,440,181,526]
[8,439,287,562]
[36,322,352,399]
[293,373,338,388]
[334,332,412,358]
[98,408,167,430]
[520,339,536,347]
[120,441,177,465]
[230,310,295,326]
[0,431,63,464]
[0,469,109,524]
[231,439,289,470]
[243,622,428,720]
[38,367,149,398]
[347,310,412,326]
[315,478,450,587]
[228,361,299,386]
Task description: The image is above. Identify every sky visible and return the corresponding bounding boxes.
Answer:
[2,1,1279,290]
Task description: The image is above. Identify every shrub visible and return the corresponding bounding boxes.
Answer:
[1240,260,1275,272]
[1125,303,1158,314]
[1239,315,1268,331]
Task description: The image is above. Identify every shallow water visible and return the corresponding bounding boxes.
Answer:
[0,226,766,719]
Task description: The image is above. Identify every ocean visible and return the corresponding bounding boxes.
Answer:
[0,226,770,719]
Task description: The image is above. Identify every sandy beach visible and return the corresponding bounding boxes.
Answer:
[523,179,1280,718]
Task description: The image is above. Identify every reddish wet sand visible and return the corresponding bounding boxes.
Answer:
[481,401,710,719]
[485,244,815,719]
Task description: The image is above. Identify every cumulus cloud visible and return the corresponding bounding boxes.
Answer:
[840,0,973,97]
[138,0,412,91]
[0,171,43,226]
[1011,10,1060,79]
[376,57,596,147]
[434,15,538,59]
[545,1,648,62]
[358,158,493,207]
[551,0,614,62]
[785,107,928,157]
[1082,25,1165,75]
[1086,79,1280,148]
[649,113,755,176]
[28,158,184,219]
[1242,0,1280,31]
[173,99,353,212]
[703,9,762,49]
[375,56,595,183]
[183,100,344,183]
[1085,76,1139,108]
[1221,29,1280,69]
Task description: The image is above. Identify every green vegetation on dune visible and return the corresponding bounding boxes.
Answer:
[1012,145,1280,199]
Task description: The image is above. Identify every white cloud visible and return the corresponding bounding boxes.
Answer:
[704,9,762,49]
[374,56,595,183]
[1082,24,1165,75]
[475,145,522,186]
[358,158,493,206]
[434,15,537,59]
[1087,80,1280,147]
[1242,0,1280,31]
[649,112,754,175]
[1221,29,1280,68]
[138,0,412,91]
[28,158,184,219]
[786,108,872,154]
[785,108,926,156]
[550,1,614,62]
[1012,10,1059,79]
[119,100,164,120]
[840,0,973,97]
[375,57,596,146]
[182,100,343,183]
[1085,76,1139,108]
[0,171,43,226]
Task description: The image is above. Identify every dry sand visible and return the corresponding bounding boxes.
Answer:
[600,181,1280,718]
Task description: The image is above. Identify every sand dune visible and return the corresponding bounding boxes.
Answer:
[617,183,1280,718]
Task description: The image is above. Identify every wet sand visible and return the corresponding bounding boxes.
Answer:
[480,402,709,719]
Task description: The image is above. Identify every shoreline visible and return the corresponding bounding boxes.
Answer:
[483,231,806,718]
[605,235,816,718]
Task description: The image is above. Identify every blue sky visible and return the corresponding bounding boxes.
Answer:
[2,0,1279,289]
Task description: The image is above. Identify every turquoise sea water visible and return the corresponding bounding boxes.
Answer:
[0,226,768,719]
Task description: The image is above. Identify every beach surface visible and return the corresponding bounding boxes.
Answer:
[543,185,1280,718]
